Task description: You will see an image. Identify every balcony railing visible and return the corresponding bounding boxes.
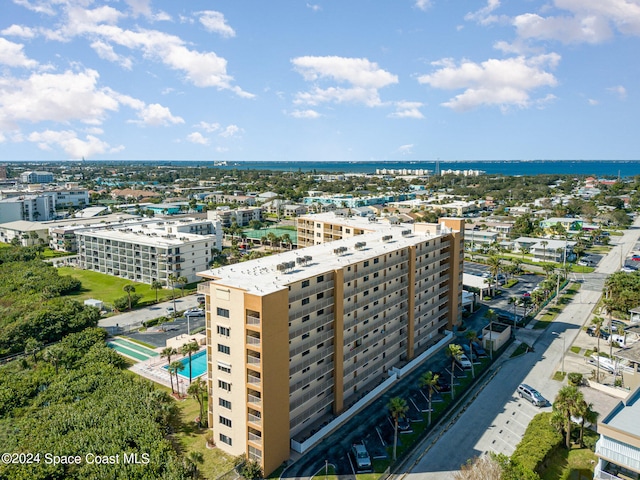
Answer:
[247,375,261,387]
[247,355,261,367]
[197,283,209,293]
[246,315,260,326]
[246,335,261,347]
[247,394,261,406]
[248,413,262,426]
[248,432,262,445]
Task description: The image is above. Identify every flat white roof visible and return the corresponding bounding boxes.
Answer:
[298,212,393,231]
[200,224,450,296]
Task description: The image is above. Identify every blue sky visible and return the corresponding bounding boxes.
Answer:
[1,0,639,162]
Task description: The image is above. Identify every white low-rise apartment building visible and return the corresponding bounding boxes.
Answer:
[76,218,222,284]
[198,218,464,475]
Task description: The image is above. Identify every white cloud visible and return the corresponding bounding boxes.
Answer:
[198,11,236,38]
[187,132,209,145]
[307,3,322,12]
[417,54,560,111]
[290,109,321,119]
[195,121,221,132]
[0,38,38,68]
[607,85,627,99]
[465,0,504,25]
[27,129,111,158]
[1,24,36,38]
[588,98,599,106]
[219,125,242,138]
[389,101,425,119]
[512,0,640,45]
[0,69,119,128]
[12,0,56,15]
[134,104,184,126]
[415,0,432,12]
[292,56,398,107]
[90,40,133,69]
[397,144,414,154]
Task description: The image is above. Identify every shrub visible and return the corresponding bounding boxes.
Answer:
[568,373,583,386]
[511,412,563,476]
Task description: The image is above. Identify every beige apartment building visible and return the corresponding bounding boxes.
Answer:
[296,212,383,247]
[198,218,464,475]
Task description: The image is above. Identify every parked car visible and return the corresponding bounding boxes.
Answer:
[351,443,372,471]
[586,326,610,340]
[455,353,473,370]
[517,384,547,407]
[196,295,205,304]
[460,344,478,361]
[166,306,175,316]
[471,341,487,357]
[391,415,411,431]
[185,308,205,318]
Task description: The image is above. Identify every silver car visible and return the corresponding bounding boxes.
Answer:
[517,384,546,407]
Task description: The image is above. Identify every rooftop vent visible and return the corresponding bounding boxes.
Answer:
[354,242,366,250]
[333,246,348,256]
[401,229,412,236]
[382,235,393,242]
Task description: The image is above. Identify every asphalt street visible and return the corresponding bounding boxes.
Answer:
[399,218,640,480]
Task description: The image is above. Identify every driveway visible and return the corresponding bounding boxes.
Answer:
[98,294,200,329]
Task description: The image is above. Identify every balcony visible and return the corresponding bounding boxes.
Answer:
[246,335,261,347]
[247,375,261,387]
[248,432,262,445]
[246,315,261,326]
[247,355,261,367]
[248,413,262,426]
[197,283,209,293]
[247,394,262,407]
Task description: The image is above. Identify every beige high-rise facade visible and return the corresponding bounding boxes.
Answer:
[198,218,464,475]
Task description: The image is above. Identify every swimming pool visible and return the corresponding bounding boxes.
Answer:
[164,349,207,379]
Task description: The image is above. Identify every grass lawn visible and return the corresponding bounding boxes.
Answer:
[570,346,581,354]
[540,446,597,480]
[154,384,235,479]
[58,266,181,305]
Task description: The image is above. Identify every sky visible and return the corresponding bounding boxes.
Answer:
[1,0,639,162]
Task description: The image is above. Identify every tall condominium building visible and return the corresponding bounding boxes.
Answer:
[76,218,222,284]
[198,218,464,474]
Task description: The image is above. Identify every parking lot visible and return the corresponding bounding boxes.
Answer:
[125,315,205,348]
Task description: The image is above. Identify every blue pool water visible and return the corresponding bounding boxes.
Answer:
[164,349,207,379]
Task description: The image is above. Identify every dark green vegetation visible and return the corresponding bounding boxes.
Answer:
[0,328,190,480]
[604,271,640,319]
[0,249,99,356]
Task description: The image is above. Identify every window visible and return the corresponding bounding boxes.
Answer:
[363,275,369,282]
[302,315,310,322]
[317,275,324,283]
[217,325,230,336]
[364,261,369,267]
[219,434,232,445]
[302,349,310,357]
[302,333,310,340]
[219,398,231,409]
[217,362,231,373]
[219,416,232,427]
[374,258,379,264]
[218,380,231,391]
[218,344,230,355]
[217,307,230,318]
[302,298,310,305]
[317,309,324,316]
[317,292,324,300]
[302,280,310,288]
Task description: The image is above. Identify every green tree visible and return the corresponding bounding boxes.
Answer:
[168,273,178,314]
[161,346,177,367]
[487,255,502,294]
[25,337,42,363]
[485,309,496,360]
[540,240,548,262]
[177,276,188,297]
[387,396,409,461]
[591,317,604,382]
[575,399,598,447]
[187,377,207,428]
[419,371,439,426]
[181,341,200,384]
[168,360,185,395]
[447,344,464,399]
[552,385,584,449]
[151,279,163,303]
[43,343,64,375]
[123,284,136,311]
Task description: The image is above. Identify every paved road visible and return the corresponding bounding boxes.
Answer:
[401,219,640,479]
[97,294,200,328]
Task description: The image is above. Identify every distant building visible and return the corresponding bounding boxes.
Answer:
[76,218,222,284]
[20,171,54,184]
[207,207,263,228]
[296,212,384,247]
[0,195,56,223]
[594,385,640,479]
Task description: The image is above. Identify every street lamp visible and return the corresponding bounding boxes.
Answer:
[552,331,565,376]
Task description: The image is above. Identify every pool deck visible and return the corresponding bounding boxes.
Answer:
[129,349,203,393]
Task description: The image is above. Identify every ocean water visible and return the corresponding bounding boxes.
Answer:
[130,160,640,177]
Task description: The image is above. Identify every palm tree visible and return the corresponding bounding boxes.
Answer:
[178,276,189,297]
[281,233,292,250]
[168,273,178,314]
[575,399,598,447]
[602,297,616,358]
[123,284,136,310]
[181,341,200,384]
[168,361,185,396]
[487,255,501,294]
[43,344,64,375]
[161,346,177,367]
[485,309,496,360]
[540,240,549,262]
[387,396,409,461]
[25,337,42,363]
[447,344,464,399]
[465,330,478,378]
[591,317,604,383]
[183,451,204,478]
[187,377,207,427]
[520,245,530,260]
[151,280,163,303]
[419,371,439,426]
[552,385,584,449]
